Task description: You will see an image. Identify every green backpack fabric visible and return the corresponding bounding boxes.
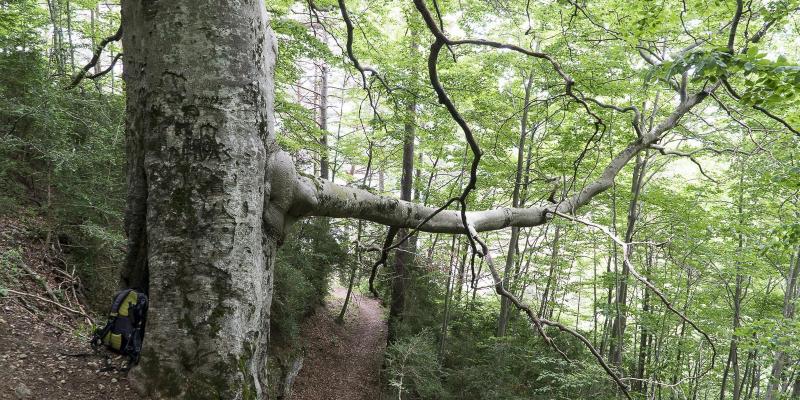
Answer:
[91,289,148,364]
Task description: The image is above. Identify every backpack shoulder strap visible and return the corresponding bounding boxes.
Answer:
[110,289,134,315]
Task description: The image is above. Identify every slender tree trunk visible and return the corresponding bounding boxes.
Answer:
[691,354,701,400]
[472,257,483,304]
[765,247,800,400]
[671,271,694,393]
[592,234,599,347]
[317,50,329,180]
[388,21,418,342]
[745,358,758,399]
[609,152,647,367]
[440,236,458,354]
[722,169,747,400]
[47,0,65,75]
[120,2,278,397]
[633,247,652,393]
[455,239,467,300]
[90,6,101,75]
[554,255,573,322]
[539,225,560,318]
[738,347,756,400]
[65,0,75,71]
[497,68,534,336]
[330,73,348,181]
[600,184,618,356]
[338,221,362,323]
[575,272,582,329]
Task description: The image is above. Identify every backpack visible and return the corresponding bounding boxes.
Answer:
[91,288,148,365]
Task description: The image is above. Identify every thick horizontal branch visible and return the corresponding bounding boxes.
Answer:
[289,173,547,233]
[290,136,648,233]
[289,86,711,234]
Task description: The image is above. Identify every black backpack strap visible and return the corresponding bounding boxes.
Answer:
[90,320,113,349]
[123,291,148,366]
[110,289,134,313]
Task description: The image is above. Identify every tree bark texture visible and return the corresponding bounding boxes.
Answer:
[120,1,280,398]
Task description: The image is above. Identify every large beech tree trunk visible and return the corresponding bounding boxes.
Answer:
[120,1,280,398]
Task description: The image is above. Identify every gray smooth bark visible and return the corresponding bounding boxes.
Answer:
[121,1,278,397]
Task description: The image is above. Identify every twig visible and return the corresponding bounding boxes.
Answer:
[5,289,88,318]
[18,262,59,303]
[649,144,718,183]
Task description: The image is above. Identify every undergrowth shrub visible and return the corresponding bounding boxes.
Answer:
[387,290,618,400]
[271,219,349,344]
[385,330,447,400]
[0,247,24,297]
[0,12,126,309]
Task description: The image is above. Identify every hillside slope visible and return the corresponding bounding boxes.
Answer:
[0,216,132,399]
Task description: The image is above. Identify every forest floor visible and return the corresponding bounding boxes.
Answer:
[0,216,133,400]
[292,286,388,400]
[0,215,388,399]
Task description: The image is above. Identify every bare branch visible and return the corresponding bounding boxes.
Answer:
[649,144,719,183]
[336,0,389,91]
[66,25,122,89]
[468,226,632,399]
[368,226,398,297]
[719,77,800,137]
[6,289,91,321]
[84,53,122,82]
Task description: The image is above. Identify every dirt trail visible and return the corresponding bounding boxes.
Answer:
[291,286,387,400]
